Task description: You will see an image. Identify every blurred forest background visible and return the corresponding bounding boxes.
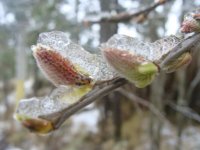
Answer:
[1,0,200,150]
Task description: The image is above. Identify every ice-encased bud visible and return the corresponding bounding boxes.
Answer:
[33,31,116,86]
[181,9,200,33]
[15,114,54,134]
[14,96,67,134]
[101,34,191,87]
[101,34,159,88]
[102,34,181,63]
[14,84,92,133]
[32,44,93,86]
[15,96,67,119]
[161,52,192,73]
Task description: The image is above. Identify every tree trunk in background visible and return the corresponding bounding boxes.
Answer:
[99,0,121,141]
[175,1,195,150]
[100,0,118,42]
[146,1,165,149]
[15,32,26,102]
[149,74,166,150]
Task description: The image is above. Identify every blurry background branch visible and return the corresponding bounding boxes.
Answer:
[120,89,200,124]
[83,0,172,24]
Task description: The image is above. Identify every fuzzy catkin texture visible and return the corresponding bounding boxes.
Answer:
[32,44,92,87]
[181,9,200,33]
[102,47,158,88]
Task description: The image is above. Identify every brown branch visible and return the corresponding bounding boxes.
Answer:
[166,101,200,123]
[40,78,128,129]
[83,0,172,24]
[119,89,169,123]
[120,89,200,123]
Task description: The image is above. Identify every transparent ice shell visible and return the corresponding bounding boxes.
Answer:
[102,34,181,63]
[15,85,91,119]
[15,96,67,118]
[15,31,118,123]
[36,31,116,82]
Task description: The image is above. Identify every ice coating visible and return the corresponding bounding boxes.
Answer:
[15,96,68,118]
[102,34,181,62]
[15,31,117,125]
[36,31,116,82]
[185,8,200,20]
[15,84,92,119]
[181,8,200,33]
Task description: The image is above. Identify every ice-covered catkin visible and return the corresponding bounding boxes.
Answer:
[14,96,68,134]
[15,31,117,134]
[181,8,200,33]
[32,44,93,86]
[102,34,181,62]
[101,34,191,87]
[35,31,116,84]
[101,34,159,88]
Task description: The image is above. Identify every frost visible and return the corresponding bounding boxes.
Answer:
[36,31,116,82]
[102,34,181,62]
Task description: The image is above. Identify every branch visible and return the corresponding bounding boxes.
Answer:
[119,89,169,123]
[160,33,200,68]
[39,32,200,130]
[120,89,200,123]
[40,78,128,129]
[166,101,200,123]
[83,0,172,24]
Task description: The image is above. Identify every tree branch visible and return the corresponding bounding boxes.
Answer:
[160,33,200,68]
[120,89,200,124]
[40,78,128,129]
[39,32,200,130]
[166,101,200,123]
[83,0,172,24]
[119,89,169,123]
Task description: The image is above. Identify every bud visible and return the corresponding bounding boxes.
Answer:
[181,9,200,33]
[101,34,192,87]
[162,52,192,73]
[32,44,93,87]
[14,114,53,134]
[102,47,158,88]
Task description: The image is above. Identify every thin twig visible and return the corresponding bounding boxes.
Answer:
[119,89,200,123]
[119,88,169,123]
[187,50,200,99]
[83,0,172,24]
[187,69,200,99]
[166,101,200,123]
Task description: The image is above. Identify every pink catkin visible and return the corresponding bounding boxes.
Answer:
[34,47,92,86]
[181,18,200,33]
